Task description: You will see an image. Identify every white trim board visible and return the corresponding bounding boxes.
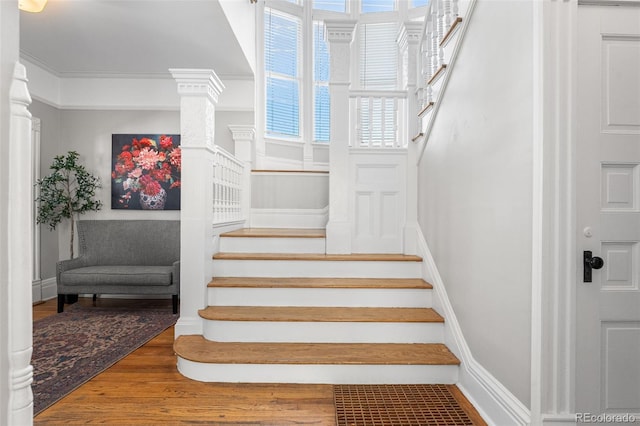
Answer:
[250,206,329,229]
[416,227,531,425]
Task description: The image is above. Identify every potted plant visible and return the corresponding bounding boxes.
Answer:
[36,151,103,258]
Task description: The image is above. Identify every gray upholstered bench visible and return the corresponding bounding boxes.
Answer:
[56,220,180,313]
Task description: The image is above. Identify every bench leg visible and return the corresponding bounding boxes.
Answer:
[172,295,178,314]
[57,294,65,313]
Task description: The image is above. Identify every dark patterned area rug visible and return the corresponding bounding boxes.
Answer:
[32,304,178,415]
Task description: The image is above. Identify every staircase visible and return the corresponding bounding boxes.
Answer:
[173,228,460,384]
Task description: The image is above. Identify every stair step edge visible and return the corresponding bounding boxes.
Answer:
[208,277,433,289]
[199,306,444,323]
[213,253,423,262]
[174,336,460,366]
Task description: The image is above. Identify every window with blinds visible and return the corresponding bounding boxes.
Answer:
[314,21,330,142]
[264,8,301,138]
[359,22,398,89]
[361,0,395,13]
[358,22,399,146]
[313,0,346,12]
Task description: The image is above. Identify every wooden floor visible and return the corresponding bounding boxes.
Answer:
[33,298,485,425]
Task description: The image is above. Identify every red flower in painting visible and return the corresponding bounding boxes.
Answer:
[112,135,181,207]
[160,135,173,150]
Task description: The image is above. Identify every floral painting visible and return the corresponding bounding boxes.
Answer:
[111,134,181,210]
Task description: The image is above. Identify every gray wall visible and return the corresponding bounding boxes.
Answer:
[418,1,533,407]
[30,100,62,279]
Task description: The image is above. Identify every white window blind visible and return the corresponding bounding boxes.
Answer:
[358,22,399,146]
[313,21,330,142]
[265,8,301,138]
[359,22,398,89]
[361,0,395,13]
[313,0,346,12]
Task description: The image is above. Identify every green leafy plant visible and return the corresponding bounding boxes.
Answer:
[36,151,103,258]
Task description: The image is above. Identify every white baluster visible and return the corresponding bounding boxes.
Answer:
[431,12,439,74]
[443,0,452,31]
[436,0,445,66]
[452,0,459,19]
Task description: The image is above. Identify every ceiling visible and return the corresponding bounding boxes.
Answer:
[19,0,255,79]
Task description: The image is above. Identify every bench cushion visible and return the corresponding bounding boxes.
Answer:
[60,265,174,287]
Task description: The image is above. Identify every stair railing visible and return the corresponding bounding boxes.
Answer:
[212,145,245,225]
[349,90,408,149]
[415,0,477,161]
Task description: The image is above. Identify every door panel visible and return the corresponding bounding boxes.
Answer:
[576,5,640,422]
[349,154,406,253]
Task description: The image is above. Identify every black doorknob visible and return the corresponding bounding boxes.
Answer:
[589,256,604,270]
[584,251,605,283]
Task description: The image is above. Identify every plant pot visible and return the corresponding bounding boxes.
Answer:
[139,187,167,210]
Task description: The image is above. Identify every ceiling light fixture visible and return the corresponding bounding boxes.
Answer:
[19,0,48,13]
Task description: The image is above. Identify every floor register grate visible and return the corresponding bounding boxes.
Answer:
[334,384,476,426]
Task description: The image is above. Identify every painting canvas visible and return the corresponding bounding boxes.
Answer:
[111,134,181,210]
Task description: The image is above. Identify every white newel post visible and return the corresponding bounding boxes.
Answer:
[398,22,423,255]
[8,62,34,425]
[325,20,356,254]
[228,125,255,225]
[170,69,224,337]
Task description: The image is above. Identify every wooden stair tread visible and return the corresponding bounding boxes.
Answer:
[221,228,326,239]
[208,277,433,289]
[213,253,423,262]
[174,336,460,366]
[199,306,444,323]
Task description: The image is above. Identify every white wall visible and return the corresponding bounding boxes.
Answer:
[418,0,533,408]
[215,111,254,154]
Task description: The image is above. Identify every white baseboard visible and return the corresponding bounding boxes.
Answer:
[541,414,577,426]
[32,277,57,303]
[416,227,531,426]
[250,206,328,229]
[174,316,203,338]
[41,277,57,301]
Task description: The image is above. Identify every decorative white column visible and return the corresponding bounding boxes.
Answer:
[228,125,256,225]
[8,62,34,425]
[398,22,423,255]
[170,69,224,337]
[325,20,356,254]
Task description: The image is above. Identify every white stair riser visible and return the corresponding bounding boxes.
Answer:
[177,359,458,384]
[213,259,422,278]
[208,288,432,308]
[203,320,444,343]
[220,237,326,254]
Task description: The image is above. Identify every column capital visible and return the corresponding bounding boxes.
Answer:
[169,68,225,104]
[324,20,357,44]
[228,125,256,142]
[397,21,423,52]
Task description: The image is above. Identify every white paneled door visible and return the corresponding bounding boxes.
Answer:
[349,152,406,254]
[576,5,640,424]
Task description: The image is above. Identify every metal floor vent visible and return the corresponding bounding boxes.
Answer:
[334,384,475,426]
